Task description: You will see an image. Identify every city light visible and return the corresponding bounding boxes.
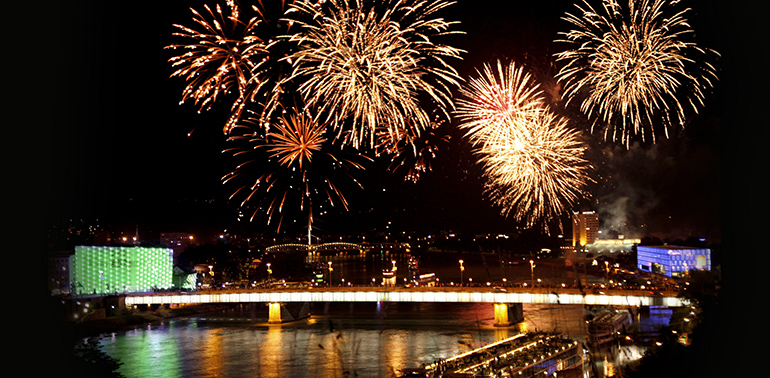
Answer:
[55,0,722,375]
[529,260,535,287]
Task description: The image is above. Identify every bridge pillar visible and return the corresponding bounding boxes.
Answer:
[268,302,311,324]
[494,303,524,327]
[268,303,283,324]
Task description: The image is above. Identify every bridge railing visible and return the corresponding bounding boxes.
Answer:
[125,286,685,307]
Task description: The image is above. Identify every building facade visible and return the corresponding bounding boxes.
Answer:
[48,251,72,295]
[637,245,711,278]
[572,211,600,250]
[585,238,641,255]
[69,245,174,295]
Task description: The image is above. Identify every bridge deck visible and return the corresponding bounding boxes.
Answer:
[125,286,684,307]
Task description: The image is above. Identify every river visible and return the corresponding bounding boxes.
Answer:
[96,251,673,377]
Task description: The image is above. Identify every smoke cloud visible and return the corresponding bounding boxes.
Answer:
[597,180,658,238]
[595,142,665,238]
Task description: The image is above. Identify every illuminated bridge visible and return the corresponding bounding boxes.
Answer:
[125,287,685,326]
[265,242,365,253]
[264,241,411,253]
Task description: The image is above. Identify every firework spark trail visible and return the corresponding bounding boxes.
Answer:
[222,108,370,232]
[283,0,464,149]
[456,60,593,231]
[374,116,451,183]
[166,0,295,134]
[554,0,719,148]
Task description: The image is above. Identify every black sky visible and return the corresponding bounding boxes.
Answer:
[39,0,747,245]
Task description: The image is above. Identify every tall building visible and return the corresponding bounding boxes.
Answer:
[69,245,174,295]
[48,251,72,295]
[572,211,599,251]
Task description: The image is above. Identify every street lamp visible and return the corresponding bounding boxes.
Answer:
[328,261,333,286]
[529,260,535,287]
[266,263,272,282]
[459,260,465,286]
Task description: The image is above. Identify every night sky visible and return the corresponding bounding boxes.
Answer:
[37,0,750,246]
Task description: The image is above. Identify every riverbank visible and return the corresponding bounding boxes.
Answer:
[69,303,232,339]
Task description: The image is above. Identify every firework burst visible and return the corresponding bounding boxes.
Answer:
[480,108,593,230]
[456,60,593,231]
[554,0,719,147]
[223,107,371,232]
[455,59,545,149]
[166,0,295,134]
[282,0,464,149]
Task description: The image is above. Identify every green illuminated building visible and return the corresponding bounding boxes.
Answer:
[70,246,174,295]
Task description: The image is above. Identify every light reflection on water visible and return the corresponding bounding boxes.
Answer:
[98,252,669,377]
[99,302,601,378]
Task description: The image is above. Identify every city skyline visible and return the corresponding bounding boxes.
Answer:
[43,0,735,245]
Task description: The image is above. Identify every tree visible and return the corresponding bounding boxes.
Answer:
[72,337,125,378]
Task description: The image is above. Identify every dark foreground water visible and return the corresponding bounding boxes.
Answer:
[96,301,672,378]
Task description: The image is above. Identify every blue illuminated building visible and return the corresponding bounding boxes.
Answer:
[637,245,711,278]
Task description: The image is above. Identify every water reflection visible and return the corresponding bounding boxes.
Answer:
[98,252,671,377]
[99,301,669,378]
[260,326,284,378]
[105,324,184,378]
[199,328,225,377]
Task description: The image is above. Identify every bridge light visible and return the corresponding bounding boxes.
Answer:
[459,260,465,286]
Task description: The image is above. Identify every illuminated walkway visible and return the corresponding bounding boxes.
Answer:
[415,332,584,377]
